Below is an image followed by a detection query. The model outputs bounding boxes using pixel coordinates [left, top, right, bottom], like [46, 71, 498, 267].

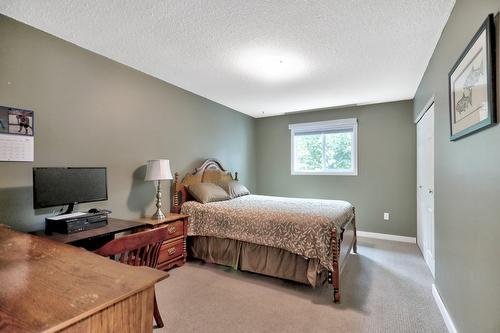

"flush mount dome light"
[236, 48, 309, 82]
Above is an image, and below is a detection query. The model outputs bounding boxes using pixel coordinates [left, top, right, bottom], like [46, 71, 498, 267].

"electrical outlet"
[384, 212, 390, 221]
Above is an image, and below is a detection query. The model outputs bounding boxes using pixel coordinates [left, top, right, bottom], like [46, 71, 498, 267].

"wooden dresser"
[0, 225, 168, 333]
[137, 213, 189, 270]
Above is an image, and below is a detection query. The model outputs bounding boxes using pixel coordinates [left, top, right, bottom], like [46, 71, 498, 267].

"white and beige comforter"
[181, 194, 354, 272]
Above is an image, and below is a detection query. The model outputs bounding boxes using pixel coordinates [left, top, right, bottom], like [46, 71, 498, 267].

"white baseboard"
[432, 284, 457, 333]
[357, 231, 416, 243]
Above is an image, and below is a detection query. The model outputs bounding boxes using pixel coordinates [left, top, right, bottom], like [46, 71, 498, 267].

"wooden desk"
[32, 218, 147, 250]
[0, 225, 168, 332]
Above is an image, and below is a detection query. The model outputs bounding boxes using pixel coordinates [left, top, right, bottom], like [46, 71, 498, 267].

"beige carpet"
[154, 237, 447, 333]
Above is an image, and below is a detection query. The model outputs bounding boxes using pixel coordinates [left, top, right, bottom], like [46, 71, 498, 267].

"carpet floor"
[154, 237, 447, 333]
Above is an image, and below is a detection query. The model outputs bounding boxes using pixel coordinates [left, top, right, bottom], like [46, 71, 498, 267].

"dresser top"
[137, 213, 189, 226]
[0, 225, 168, 332]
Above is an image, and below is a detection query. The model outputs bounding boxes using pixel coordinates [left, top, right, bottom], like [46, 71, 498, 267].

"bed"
[170, 159, 357, 303]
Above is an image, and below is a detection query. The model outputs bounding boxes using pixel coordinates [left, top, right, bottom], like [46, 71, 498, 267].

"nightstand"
[137, 213, 189, 271]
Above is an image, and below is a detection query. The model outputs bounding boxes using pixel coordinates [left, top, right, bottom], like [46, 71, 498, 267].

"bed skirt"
[187, 236, 328, 287]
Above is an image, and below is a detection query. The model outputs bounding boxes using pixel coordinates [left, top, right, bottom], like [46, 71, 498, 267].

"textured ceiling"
[0, 1, 455, 118]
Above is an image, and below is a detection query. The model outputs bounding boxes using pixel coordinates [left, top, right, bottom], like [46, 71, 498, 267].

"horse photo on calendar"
[9, 110, 34, 136]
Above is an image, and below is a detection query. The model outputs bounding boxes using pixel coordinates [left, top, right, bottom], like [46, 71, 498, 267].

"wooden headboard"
[171, 159, 238, 213]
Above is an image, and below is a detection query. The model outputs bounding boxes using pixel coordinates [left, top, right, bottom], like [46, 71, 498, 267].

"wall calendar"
[0, 106, 34, 162]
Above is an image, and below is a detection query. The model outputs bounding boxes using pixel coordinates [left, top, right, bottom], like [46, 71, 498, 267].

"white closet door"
[417, 104, 435, 277]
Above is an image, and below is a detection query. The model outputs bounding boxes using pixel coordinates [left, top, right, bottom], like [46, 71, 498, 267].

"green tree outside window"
[294, 131, 352, 171]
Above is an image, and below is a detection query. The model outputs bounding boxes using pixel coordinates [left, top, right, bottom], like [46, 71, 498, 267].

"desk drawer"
[158, 239, 183, 263]
[160, 220, 184, 240]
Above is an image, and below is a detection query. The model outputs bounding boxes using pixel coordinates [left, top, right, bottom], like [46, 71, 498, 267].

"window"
[289, 118, 358, 175]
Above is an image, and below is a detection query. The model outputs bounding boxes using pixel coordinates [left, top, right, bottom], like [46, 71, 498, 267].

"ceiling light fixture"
[235, 48, 309, 82]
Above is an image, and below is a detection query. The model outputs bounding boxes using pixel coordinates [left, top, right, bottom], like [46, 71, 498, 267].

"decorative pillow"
[187, 183, 230, 204]
[217, 180, 250, 198]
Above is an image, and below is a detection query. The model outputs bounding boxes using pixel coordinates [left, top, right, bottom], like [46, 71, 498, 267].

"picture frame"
[448, 14, 496, 141]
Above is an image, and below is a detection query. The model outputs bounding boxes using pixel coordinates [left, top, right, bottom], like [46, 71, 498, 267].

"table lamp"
[145, 159, 173, 219]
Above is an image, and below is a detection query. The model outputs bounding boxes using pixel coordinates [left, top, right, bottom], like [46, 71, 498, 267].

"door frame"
[415, 97, 435, 277]
[415, 94, 435, 123]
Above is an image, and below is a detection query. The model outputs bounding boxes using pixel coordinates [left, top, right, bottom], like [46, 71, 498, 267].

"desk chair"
[95, 227, 171, 328]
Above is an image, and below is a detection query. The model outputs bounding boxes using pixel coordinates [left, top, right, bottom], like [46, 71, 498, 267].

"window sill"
[291, 171, 358, 176]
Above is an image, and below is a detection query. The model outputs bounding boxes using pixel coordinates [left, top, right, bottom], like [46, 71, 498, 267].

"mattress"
[181, 194, 354, 272]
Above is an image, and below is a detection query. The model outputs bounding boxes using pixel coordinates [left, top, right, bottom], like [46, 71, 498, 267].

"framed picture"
[448, 14, 496, 141]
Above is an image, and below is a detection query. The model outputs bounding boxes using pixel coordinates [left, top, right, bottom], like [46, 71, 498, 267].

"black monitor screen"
[33, 167, 108, 209]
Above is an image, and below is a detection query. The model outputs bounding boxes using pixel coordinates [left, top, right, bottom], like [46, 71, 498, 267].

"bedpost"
[330, 227, 341, 303]
[171, 172, 180, 213]
[352, 208, 358, 254]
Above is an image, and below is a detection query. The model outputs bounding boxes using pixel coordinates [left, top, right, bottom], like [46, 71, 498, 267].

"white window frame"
[289, 118, 358, 176]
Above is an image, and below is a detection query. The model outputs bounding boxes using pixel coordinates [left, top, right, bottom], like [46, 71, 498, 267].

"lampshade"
[145, 159, 173, 181]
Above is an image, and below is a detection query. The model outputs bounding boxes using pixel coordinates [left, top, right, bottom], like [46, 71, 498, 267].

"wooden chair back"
[95, 227, 170, 329]
[95, 226, 170, 269]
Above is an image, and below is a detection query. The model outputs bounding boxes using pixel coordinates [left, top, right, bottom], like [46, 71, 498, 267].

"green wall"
[0, 15, 256, 232]
[256, 100, 416, 237]
[413, 1, 500, 332]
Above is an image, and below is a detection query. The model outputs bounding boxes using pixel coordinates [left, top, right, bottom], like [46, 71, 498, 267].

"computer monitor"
[33, 167, 108, 214]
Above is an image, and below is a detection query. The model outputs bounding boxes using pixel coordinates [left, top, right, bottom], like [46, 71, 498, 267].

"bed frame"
[171, 159, 357, 303]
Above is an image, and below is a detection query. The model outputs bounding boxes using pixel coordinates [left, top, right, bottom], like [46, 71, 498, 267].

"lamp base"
[151, 180, 166, 220]
[151, 208, 166, 220]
